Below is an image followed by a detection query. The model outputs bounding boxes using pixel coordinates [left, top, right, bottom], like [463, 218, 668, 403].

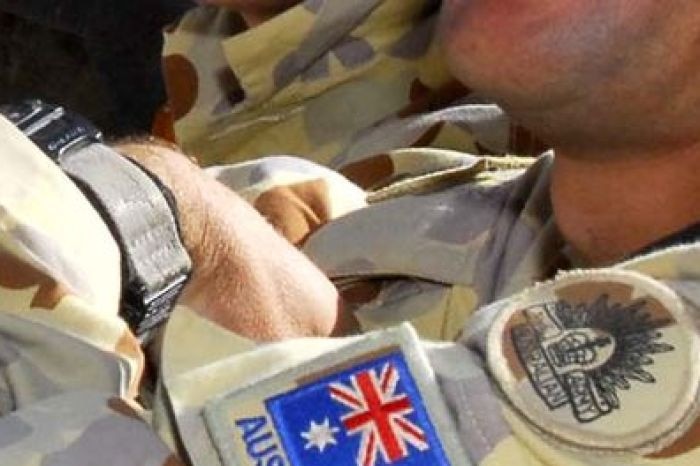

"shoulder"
[469, 265, 700, 460]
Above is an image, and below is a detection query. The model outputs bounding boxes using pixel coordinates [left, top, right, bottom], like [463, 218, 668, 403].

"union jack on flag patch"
[329, 362, 429, 465]
[265, 351, 451, 466]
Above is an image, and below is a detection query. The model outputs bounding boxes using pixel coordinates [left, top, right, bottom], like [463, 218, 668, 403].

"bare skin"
[124, 0, 700, 339]
[439, 0, 700, 265]
[551, 146, 700, 265]
[195, 0, 700, 269]
[114, 141, 340, 340]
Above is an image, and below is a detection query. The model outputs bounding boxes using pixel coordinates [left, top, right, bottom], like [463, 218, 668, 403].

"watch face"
[0, 100, 102, 159]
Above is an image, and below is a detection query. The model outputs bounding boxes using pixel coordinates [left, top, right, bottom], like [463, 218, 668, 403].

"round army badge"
[488, 269, 700, 453]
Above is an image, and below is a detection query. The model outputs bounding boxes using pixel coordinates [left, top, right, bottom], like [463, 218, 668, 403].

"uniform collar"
[628, 221, 700, 261]
[220, 0, 440, 108]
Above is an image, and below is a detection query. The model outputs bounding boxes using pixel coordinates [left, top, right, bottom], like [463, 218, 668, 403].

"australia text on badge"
[203, 325, 464, 466]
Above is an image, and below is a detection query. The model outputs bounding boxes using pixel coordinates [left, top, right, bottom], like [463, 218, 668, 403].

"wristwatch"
[0, 100, 192, 340]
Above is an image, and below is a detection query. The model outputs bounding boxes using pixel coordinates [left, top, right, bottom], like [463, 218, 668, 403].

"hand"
[113, 139, 340, 341]
[196, 0, 302, 26]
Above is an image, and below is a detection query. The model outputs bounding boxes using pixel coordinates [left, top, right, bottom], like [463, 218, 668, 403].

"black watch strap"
[61, 143, 192, 337]
[0, 100, 191, 340]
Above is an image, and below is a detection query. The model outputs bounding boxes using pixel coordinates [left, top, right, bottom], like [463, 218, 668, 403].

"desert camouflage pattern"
[161, 0, 546, 173]
[0, 117, 183, 465]
[3, 77, 700, 466]
[4, 110, 700, 464]
[193, 153, 700, 465]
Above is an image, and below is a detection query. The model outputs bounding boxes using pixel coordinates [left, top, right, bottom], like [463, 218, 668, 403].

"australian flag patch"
[204, 327, 457, 466]
[267, 351, 450, 466]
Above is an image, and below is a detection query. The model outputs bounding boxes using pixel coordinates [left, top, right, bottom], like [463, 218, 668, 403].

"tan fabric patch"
[115, 330, 145, 398]
[339, 154, 395, 190]
[162, 455, 187, 466]
[488, 269, 700, 454]
[151, 105, 178, 144]
[339, 280, 382, 306]
[254, 179, 333, 245]
[107, 397, 143, 422]
[115, 329, 142, 360]
[398, 79, 470, 119]
[647, 416, 700, 459]
[162, 455, 186, 466]
[411, 122, 445, 148]
[163, 54, 199, 121]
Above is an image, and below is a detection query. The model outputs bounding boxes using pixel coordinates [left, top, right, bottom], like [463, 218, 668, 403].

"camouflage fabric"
[0, 116, 182, 465]
[0, 0, 700, 458]
[3, 116, 700, 463]
[161, 0, 546, 174]
[190, 153, 700, 465]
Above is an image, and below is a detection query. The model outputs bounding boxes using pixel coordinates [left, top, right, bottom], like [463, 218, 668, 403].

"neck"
[551, 143, 700, 266]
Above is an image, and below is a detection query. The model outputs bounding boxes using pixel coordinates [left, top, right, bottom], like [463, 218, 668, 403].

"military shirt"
[0, 5, 695, 464]
[161, 0, 546, 173]
[3, 112, 700, 465]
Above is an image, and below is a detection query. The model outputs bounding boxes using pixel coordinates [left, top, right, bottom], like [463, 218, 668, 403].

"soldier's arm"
[0, 115, 181, 463]
[0, 114, 342, 463]
[114, 140, 341, 340]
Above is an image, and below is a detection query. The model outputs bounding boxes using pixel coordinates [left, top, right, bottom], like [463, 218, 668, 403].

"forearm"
[115, 140, 340, 340]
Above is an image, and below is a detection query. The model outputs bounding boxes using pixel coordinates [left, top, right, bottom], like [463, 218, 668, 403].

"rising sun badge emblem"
[489, 270, 700, 453]
[510, 294, 674, 423]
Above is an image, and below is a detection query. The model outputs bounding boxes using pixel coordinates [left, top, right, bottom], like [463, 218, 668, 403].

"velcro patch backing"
[204, 324, 468, 466]
[488, 269, 700, 454]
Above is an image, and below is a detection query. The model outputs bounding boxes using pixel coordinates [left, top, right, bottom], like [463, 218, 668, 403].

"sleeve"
[441, 266, 700, 465]
[208, 156, 367, 245]
[157, 269, 700, 466]
[209, 151, 547, 342]
[0, 392, 183, 466]
[0, 116, 177, 463]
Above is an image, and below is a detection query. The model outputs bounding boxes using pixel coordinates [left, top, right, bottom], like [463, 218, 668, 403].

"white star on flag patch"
[302, 418, 340, 453]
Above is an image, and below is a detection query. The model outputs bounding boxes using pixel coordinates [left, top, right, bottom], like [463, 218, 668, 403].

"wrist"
[113, 139, 207, 265]
[115, 139, 340, 340]
[1, 101, 192, 339]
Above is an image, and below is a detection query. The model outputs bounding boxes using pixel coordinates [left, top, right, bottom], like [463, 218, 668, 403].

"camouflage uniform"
[161, 0, 546, 174]
[0, 116, 182, 465]
[2, 0, 699, 463]
[3, 113, 700, 464]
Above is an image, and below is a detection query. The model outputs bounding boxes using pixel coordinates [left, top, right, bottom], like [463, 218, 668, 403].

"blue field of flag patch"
[265, 351, 451, 466]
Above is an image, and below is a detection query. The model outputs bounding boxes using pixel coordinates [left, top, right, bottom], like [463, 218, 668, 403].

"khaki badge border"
[487, 269, 700, 454]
